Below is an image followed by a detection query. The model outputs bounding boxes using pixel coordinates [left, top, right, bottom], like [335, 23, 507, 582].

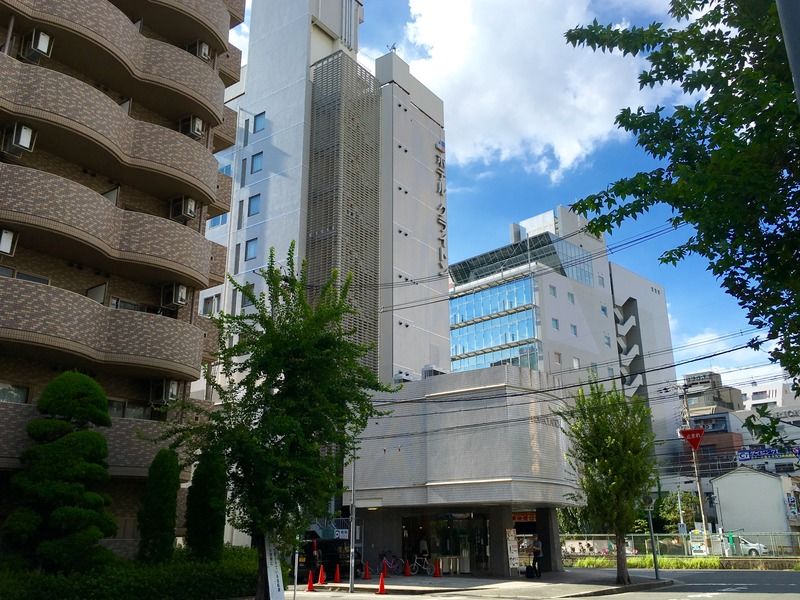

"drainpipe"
[4, 15, 14, 55]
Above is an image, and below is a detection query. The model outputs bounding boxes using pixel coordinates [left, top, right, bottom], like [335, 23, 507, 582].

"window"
[567, 292, 575, 304]
[601, 304, 608, 317]
[553, 351, 562, 365]
[607, 367, 615, 377]
[0, 265, 13, 277]
[218, 164, 232, 177]
[244, 238, 257, 261]
[551, 318, 559, 330]
[208, 213, 228, 228]
[15, 271, 48, 285]
[111, 297, 139, 311]
[572, 357, 581, 369]
[549, 284, 557, 297]
[589, 362, 598, 376]
[108, 399, 126, 418]
[0, 382, 28, 404]
[604, 334, 611, 347]
[253, 112, 266, 132]
[598, 275, 605, 288]
[241, 282, 255, 308]
[251, 152, 263, 174]
[202, 294, 221, 316]
[570, 324, 577, 336]
[247, 194, 261, 217]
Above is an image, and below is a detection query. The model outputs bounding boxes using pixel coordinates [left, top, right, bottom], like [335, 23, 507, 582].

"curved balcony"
[218, 42, 242, 87]
[1, 0, 225, 125]
[0, 278, 204, 380]
[0, 402, 186, 479]
[224, 0, 245, 27]
[212, 106, 237, 152]
[211, 171, 232, 217]
[0, 164, 218, 288]
[0, 53, 219, 206]
[112, 0, 230, 53]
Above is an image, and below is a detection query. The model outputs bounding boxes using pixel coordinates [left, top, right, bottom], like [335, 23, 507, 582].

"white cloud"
[392, 0, 677, 182]
[229, 0, 253, 64]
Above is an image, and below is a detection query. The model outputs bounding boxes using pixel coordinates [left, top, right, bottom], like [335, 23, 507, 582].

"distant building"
[448, 206, 679, 450]
[199, 0, 450, 382]
[712, 467, 800, 537]
[683, 371, 744, 412]
[742, 379, 797, 412]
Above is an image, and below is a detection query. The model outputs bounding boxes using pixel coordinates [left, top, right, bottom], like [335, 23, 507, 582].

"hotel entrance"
[401, 512, 490, 575]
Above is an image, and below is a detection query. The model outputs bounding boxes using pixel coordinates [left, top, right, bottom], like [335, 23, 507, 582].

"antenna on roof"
[387, 43, 397, 53]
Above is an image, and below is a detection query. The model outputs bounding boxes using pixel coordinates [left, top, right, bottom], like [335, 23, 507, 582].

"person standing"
[531, 535, 543, 577]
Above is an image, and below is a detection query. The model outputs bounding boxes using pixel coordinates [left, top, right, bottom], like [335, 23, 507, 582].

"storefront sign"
[512, 512, 537, 523]
[737, 446, 800, 461]
[506, 528, 519, 572]
[266, 539, 285, 600]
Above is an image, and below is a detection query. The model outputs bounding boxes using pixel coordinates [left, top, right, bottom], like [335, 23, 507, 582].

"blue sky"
[231, 0, 783, 389]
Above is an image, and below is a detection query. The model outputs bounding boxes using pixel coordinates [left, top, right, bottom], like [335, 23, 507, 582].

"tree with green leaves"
[137, 448, 180, 563]
[659, 490, 699, 533]
[566, 1, 800, 389]
[556, 382, 657, 584]
[168, 243, 389, 600]
[186, 449, 226, 561]
[1, 372, 116, 572]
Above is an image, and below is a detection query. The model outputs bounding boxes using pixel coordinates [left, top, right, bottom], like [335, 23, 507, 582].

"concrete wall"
[712, 469, 790, 532]
[377, 52, 450, 383]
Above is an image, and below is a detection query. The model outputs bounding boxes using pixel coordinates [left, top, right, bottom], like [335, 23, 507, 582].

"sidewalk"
[287, 569, 673, 598]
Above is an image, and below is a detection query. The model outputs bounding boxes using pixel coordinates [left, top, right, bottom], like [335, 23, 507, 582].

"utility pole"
[680, 384, 709, 550]
[349, 456, 357, 593]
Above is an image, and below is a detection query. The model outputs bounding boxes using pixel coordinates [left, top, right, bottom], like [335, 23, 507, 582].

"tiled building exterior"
[0, 0, 241, 556]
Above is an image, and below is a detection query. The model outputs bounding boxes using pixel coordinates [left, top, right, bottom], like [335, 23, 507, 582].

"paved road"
[611, 569, 800, 599]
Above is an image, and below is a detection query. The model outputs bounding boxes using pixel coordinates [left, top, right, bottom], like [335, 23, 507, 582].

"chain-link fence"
[560, 532, 800, 557]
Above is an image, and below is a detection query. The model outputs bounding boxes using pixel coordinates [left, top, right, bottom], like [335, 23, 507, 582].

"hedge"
[569, 555, 721, 569]
[0, 547, 259, 600]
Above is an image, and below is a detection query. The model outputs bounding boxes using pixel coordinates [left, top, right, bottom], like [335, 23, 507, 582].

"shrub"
[186, 450, 226, 561]
[0, 547, 259, 600]
[1, 372, 115, 572]
[137, 449, 180, 563]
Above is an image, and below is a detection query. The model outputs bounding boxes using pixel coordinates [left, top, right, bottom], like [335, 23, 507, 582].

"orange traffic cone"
[403, 559, 411, 576]
[376, 571, 387, 595]
[317, 564, 326, 585]
[333, 563, 341, 583]
[363, 561, 372, 580]
[307, 571, 315, 592]
[433, 559, 441, 577]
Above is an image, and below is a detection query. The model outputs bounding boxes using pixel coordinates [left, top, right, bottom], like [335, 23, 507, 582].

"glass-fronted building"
[448, 230, 595, 373]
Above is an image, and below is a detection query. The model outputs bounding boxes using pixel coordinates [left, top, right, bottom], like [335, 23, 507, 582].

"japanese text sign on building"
[679, 427, 705, 451]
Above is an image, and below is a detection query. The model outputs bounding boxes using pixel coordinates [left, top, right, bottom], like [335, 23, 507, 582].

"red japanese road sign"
[679, 428, 705, 451]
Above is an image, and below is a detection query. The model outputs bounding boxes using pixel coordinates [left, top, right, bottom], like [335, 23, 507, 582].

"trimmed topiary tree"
[1, 371, 116, 572]
[137, 448, 180, 563]
[186, 450, 227, 561]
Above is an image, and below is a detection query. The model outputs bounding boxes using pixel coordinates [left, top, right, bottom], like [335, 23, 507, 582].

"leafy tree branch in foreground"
[166, 243, 390, 600]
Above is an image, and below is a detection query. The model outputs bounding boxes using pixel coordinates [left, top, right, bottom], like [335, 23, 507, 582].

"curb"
[316, 583, 474, 595]
[558, 578, 674, 598]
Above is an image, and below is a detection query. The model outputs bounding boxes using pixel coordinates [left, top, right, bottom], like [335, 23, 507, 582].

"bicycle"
[378, 550, 404, 576]
[410, 554, 434, 576]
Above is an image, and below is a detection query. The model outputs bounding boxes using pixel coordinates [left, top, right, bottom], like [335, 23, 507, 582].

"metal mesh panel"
[307, 51, 381, 373]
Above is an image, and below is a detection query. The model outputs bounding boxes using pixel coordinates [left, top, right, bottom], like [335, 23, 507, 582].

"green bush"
[570, 555, 721, 569]
[186, 450, 226, 561]
[1, 372, 115, 572]
[138, 449, 180, 564]
[0, 547, 259, 600]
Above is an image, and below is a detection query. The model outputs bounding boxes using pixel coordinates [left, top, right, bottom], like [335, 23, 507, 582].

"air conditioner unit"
[2, 123, 37, 156]
[161, 282, 188, 308]
[19, 29, 54, 63]
[179, 115, 205, 139]
[0, 229, 18, 256]
[150, 379, 181, 404]
[169, 196, 197, 221]
[187, 40, 211, 62]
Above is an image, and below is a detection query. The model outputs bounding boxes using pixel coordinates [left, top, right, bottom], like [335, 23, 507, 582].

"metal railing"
[560, 533, 800, 557]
